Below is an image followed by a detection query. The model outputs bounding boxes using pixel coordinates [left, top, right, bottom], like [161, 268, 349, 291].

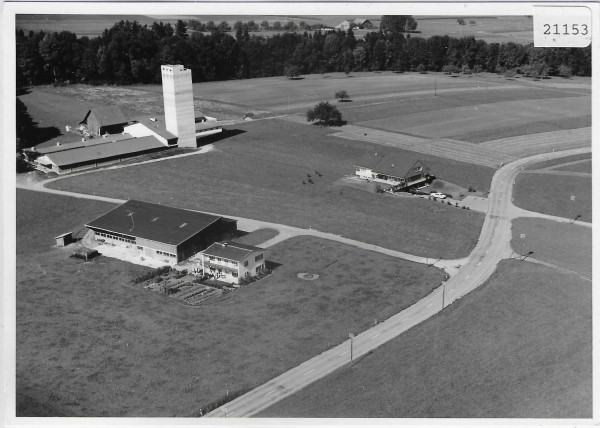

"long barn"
[86, 200, 237, 264]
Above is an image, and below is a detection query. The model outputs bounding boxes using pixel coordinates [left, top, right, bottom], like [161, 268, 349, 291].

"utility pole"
[434, 77, 437, 97]
[442, 281, 446, 308]
[520, 233, 526, 255]
[349, 333, 354, 361]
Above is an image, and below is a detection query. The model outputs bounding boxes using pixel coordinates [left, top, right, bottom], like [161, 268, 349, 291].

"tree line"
[16, 16, 591, 87]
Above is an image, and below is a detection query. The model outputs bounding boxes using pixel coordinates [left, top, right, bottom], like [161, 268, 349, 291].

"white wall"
[162, 65, 196, 148]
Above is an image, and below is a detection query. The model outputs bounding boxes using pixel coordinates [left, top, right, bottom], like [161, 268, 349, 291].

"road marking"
[448, 289, 454, 294]
[466, 275, 470, 279]
[227, 411, 235, 417]
[372, 333, 381, 339]
[426, 303, 433, 308]
[304, 369, 315, 376]
[339, 351, 349, 356]
[265, 389, 276, 397]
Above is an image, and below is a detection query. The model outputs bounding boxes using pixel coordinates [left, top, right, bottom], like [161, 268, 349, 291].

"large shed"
[86, 200, 238, 264]
[80, 106, 129, 136]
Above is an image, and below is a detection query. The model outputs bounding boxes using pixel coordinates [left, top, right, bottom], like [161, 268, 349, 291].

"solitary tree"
[284, 64, 301, 79]
[335, 90, 350, 102]
[306, 101, 344, 126]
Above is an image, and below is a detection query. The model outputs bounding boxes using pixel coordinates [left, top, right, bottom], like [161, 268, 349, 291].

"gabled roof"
[36, 134, 132, 154]
[355, 152, 430, 178]
[81, 106, 129, 127]
[44, 136, 165, 168]
[202, 242, 263, 262]
[86, 200, 226, 246]
[353, 18, 371, 25]
[127, 117, 177, 141]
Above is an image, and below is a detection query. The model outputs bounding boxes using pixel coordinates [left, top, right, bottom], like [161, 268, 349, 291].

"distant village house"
[354, 152, 434, 190]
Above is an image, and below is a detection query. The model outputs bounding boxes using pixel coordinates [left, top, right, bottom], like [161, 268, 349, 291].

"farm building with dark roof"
[80, 105, 130, 136]
[354, 152, 434, 189]
[85, 200, 238, 264]
[34, 135, 169, 174]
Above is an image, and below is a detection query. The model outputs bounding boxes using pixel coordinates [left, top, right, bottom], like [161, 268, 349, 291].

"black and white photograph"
[2, 1, 597, 424]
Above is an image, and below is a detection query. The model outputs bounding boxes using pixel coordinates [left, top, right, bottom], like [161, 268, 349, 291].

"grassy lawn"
[513, 172, 591, 222]
[511, 218, 591, 278]
[16, 189, 446, 417]
[47, 119, 487, 259]
[259, 259, 591, 418]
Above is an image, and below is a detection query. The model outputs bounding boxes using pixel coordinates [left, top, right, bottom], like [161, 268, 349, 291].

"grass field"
[32, 72, 591, 148]
[414, 16, 533, 43]
[355, 95, 590, 142]
[511, 218, 591, 278]
[524, 153, 591, 170]
[259, 259, 591, 418]
[46, 118, 488, 259]
[554, 160, 591, 173]
[513, 171, 592, 222]
[16, 189, 447, 417]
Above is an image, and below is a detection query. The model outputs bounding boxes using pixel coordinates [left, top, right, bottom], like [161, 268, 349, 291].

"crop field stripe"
[333, 126, 516, 168]
[480, 128, 591, 155]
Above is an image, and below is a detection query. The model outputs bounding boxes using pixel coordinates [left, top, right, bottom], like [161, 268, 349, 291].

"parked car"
[430, 192, 446, 199]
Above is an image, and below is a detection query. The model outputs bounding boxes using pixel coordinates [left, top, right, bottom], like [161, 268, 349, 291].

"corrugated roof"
[355, 152, 430, 178]
[45, 136, 166, 167]
[86, 200, 226, 246]
[202, 242, 263, 261]
[36, 134, 132, 154]
[82, 105, 129, 127]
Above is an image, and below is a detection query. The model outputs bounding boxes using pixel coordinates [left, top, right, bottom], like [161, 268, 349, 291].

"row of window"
[96, 232, 135, 244]
[157, 250, 176, 258]
[207, 256, 239, 266]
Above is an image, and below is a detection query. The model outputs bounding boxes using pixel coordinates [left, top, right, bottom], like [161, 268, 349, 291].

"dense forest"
[16, 15, 591, 87]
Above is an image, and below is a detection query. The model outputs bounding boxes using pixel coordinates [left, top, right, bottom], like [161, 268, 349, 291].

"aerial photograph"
[9, 8, 592, 422]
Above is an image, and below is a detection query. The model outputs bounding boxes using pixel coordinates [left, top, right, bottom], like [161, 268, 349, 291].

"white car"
[430, 192, 446, 199]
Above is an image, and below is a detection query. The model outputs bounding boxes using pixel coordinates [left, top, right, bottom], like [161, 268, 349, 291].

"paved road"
[204, 146, 591, 418]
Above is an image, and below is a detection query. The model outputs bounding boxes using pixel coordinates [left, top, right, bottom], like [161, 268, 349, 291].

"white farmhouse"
[200, 242, 265, 284]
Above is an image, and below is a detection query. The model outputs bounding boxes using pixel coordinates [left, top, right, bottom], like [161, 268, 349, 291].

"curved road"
[205, 146, 591, 418]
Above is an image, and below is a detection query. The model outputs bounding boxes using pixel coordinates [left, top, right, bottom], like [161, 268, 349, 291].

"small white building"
[200, 242, 265, 284]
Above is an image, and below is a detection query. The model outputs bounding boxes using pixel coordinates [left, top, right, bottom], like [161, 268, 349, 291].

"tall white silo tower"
[161, 64, 196, 148]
